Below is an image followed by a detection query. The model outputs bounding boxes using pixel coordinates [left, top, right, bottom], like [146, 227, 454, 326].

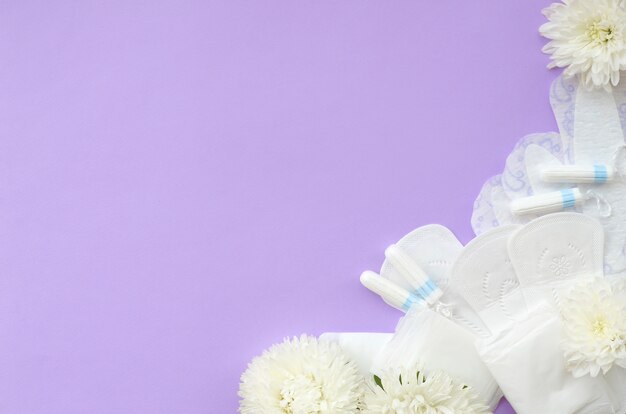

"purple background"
[0, 1, 558, 412]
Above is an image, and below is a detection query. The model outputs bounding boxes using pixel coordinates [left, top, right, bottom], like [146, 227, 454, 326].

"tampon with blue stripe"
[510, 188, 583, 216]
[540, 164, 612, 184]
[360, 270, 422, 312]
[384, 245, 443, 306]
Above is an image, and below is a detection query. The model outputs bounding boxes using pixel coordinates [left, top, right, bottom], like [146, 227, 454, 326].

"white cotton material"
[474, 213, 626, 414]
[605, 364, 626, 413]
[459, 213, 624, 413]
[507, 213, 604, 310]
[319, 332, 392, 376]
[370, 306, 502, 411]
[572, 87, 623, 165]
[573, 86, 626, 275]
[451, 225, 527, 336]
[550, 75, 578, 152]
[472, 75, 626, 275]
[603, 271, 626, 411]
[477, 306, 617, 414]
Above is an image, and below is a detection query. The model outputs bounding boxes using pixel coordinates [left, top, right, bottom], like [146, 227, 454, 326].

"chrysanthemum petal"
[540, 0, 626, 90]
[561, 278, 626, 378]
[239, 335, 364, 413]
[363, 363, 491, 414]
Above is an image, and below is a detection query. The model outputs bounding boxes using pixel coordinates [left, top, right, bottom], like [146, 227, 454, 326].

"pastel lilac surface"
[0, 1, 556, 413]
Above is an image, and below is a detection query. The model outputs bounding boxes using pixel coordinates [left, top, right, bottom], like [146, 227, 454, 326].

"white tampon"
[510, 188, 583, 216]
[384, 245, 443, 305]
[360, 270, 422, 312]
[541, 164, 613, 184]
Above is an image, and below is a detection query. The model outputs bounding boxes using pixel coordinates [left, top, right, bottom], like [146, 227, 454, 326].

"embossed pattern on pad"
[451, 225, 526, 335]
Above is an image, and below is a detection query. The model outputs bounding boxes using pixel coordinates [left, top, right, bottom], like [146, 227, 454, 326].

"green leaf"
[373, 375, 383, 390]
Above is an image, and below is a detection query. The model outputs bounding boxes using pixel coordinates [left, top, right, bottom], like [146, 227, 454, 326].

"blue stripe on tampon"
[414, 286, 428, 297]
[419, 280, 435, 296]
[560, 189, 576, 209]
[401, 293, 421, 311]
[594, 164, 608, 184]
[412, 279, 439, 300]
[412, 284, 429, 299]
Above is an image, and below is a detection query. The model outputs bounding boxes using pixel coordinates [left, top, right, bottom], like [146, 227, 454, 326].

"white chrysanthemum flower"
[363, 364, 491, 414]
[561, 278, 626, 377]
[540, 0, 626, 90]
[239, 335, 364, 414]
